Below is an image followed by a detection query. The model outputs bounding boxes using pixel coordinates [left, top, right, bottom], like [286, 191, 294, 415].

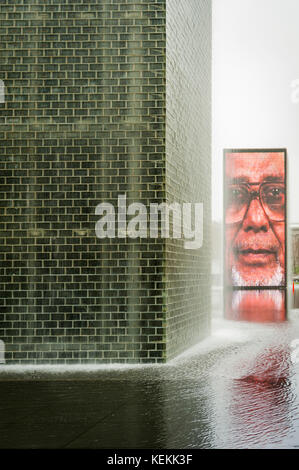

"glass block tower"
[0, 0, 212, 364]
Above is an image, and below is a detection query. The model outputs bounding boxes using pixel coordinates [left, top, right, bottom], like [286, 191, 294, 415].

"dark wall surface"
[0, 0, 211, 364]
[166, 0, 212, 359]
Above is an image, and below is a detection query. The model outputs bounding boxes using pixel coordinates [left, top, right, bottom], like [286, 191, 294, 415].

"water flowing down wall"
[0, 0, 211, 364]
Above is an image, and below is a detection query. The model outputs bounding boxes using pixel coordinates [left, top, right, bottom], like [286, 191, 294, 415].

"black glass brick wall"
[0, 0, 211, 364]
[165, 0, 212, 359]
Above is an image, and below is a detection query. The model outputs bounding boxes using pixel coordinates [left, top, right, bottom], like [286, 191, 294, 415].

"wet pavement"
[1, 291, 299, 448]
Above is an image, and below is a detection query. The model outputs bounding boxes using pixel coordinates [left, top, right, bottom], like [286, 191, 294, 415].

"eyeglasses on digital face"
[226, 182, 285, 224]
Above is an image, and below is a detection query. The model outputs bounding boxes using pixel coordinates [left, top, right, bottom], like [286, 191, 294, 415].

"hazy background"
[212, 0, 299, 225]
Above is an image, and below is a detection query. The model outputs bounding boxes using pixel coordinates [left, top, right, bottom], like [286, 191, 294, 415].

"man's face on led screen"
[225, 151, 286, 287]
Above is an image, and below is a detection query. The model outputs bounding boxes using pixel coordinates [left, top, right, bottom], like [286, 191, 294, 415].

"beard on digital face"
[228, 229, 285, 287]
[231, 262, 284, 287]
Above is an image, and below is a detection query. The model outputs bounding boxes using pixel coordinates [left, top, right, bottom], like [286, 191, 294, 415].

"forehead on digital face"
[226, 152, 285, 183]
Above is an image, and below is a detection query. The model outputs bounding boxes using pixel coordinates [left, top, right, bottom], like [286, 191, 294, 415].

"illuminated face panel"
[225, 150, 286, 287]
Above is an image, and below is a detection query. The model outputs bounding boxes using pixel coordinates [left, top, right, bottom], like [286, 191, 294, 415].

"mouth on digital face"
[234, 248, 278, 266]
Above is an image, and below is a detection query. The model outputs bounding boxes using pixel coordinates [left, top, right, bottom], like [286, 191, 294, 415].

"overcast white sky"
[212, 0, 299, 224]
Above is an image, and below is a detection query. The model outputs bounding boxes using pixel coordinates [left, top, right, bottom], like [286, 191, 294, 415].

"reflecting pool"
[1, 291, 299, 448]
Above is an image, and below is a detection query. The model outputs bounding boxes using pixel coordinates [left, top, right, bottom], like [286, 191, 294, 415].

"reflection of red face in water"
[226, 152, 285, 287]
[226, 290, 286, 322]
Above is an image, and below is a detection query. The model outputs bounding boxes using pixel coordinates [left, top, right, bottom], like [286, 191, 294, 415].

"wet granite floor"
[1, 302, 299, 449]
